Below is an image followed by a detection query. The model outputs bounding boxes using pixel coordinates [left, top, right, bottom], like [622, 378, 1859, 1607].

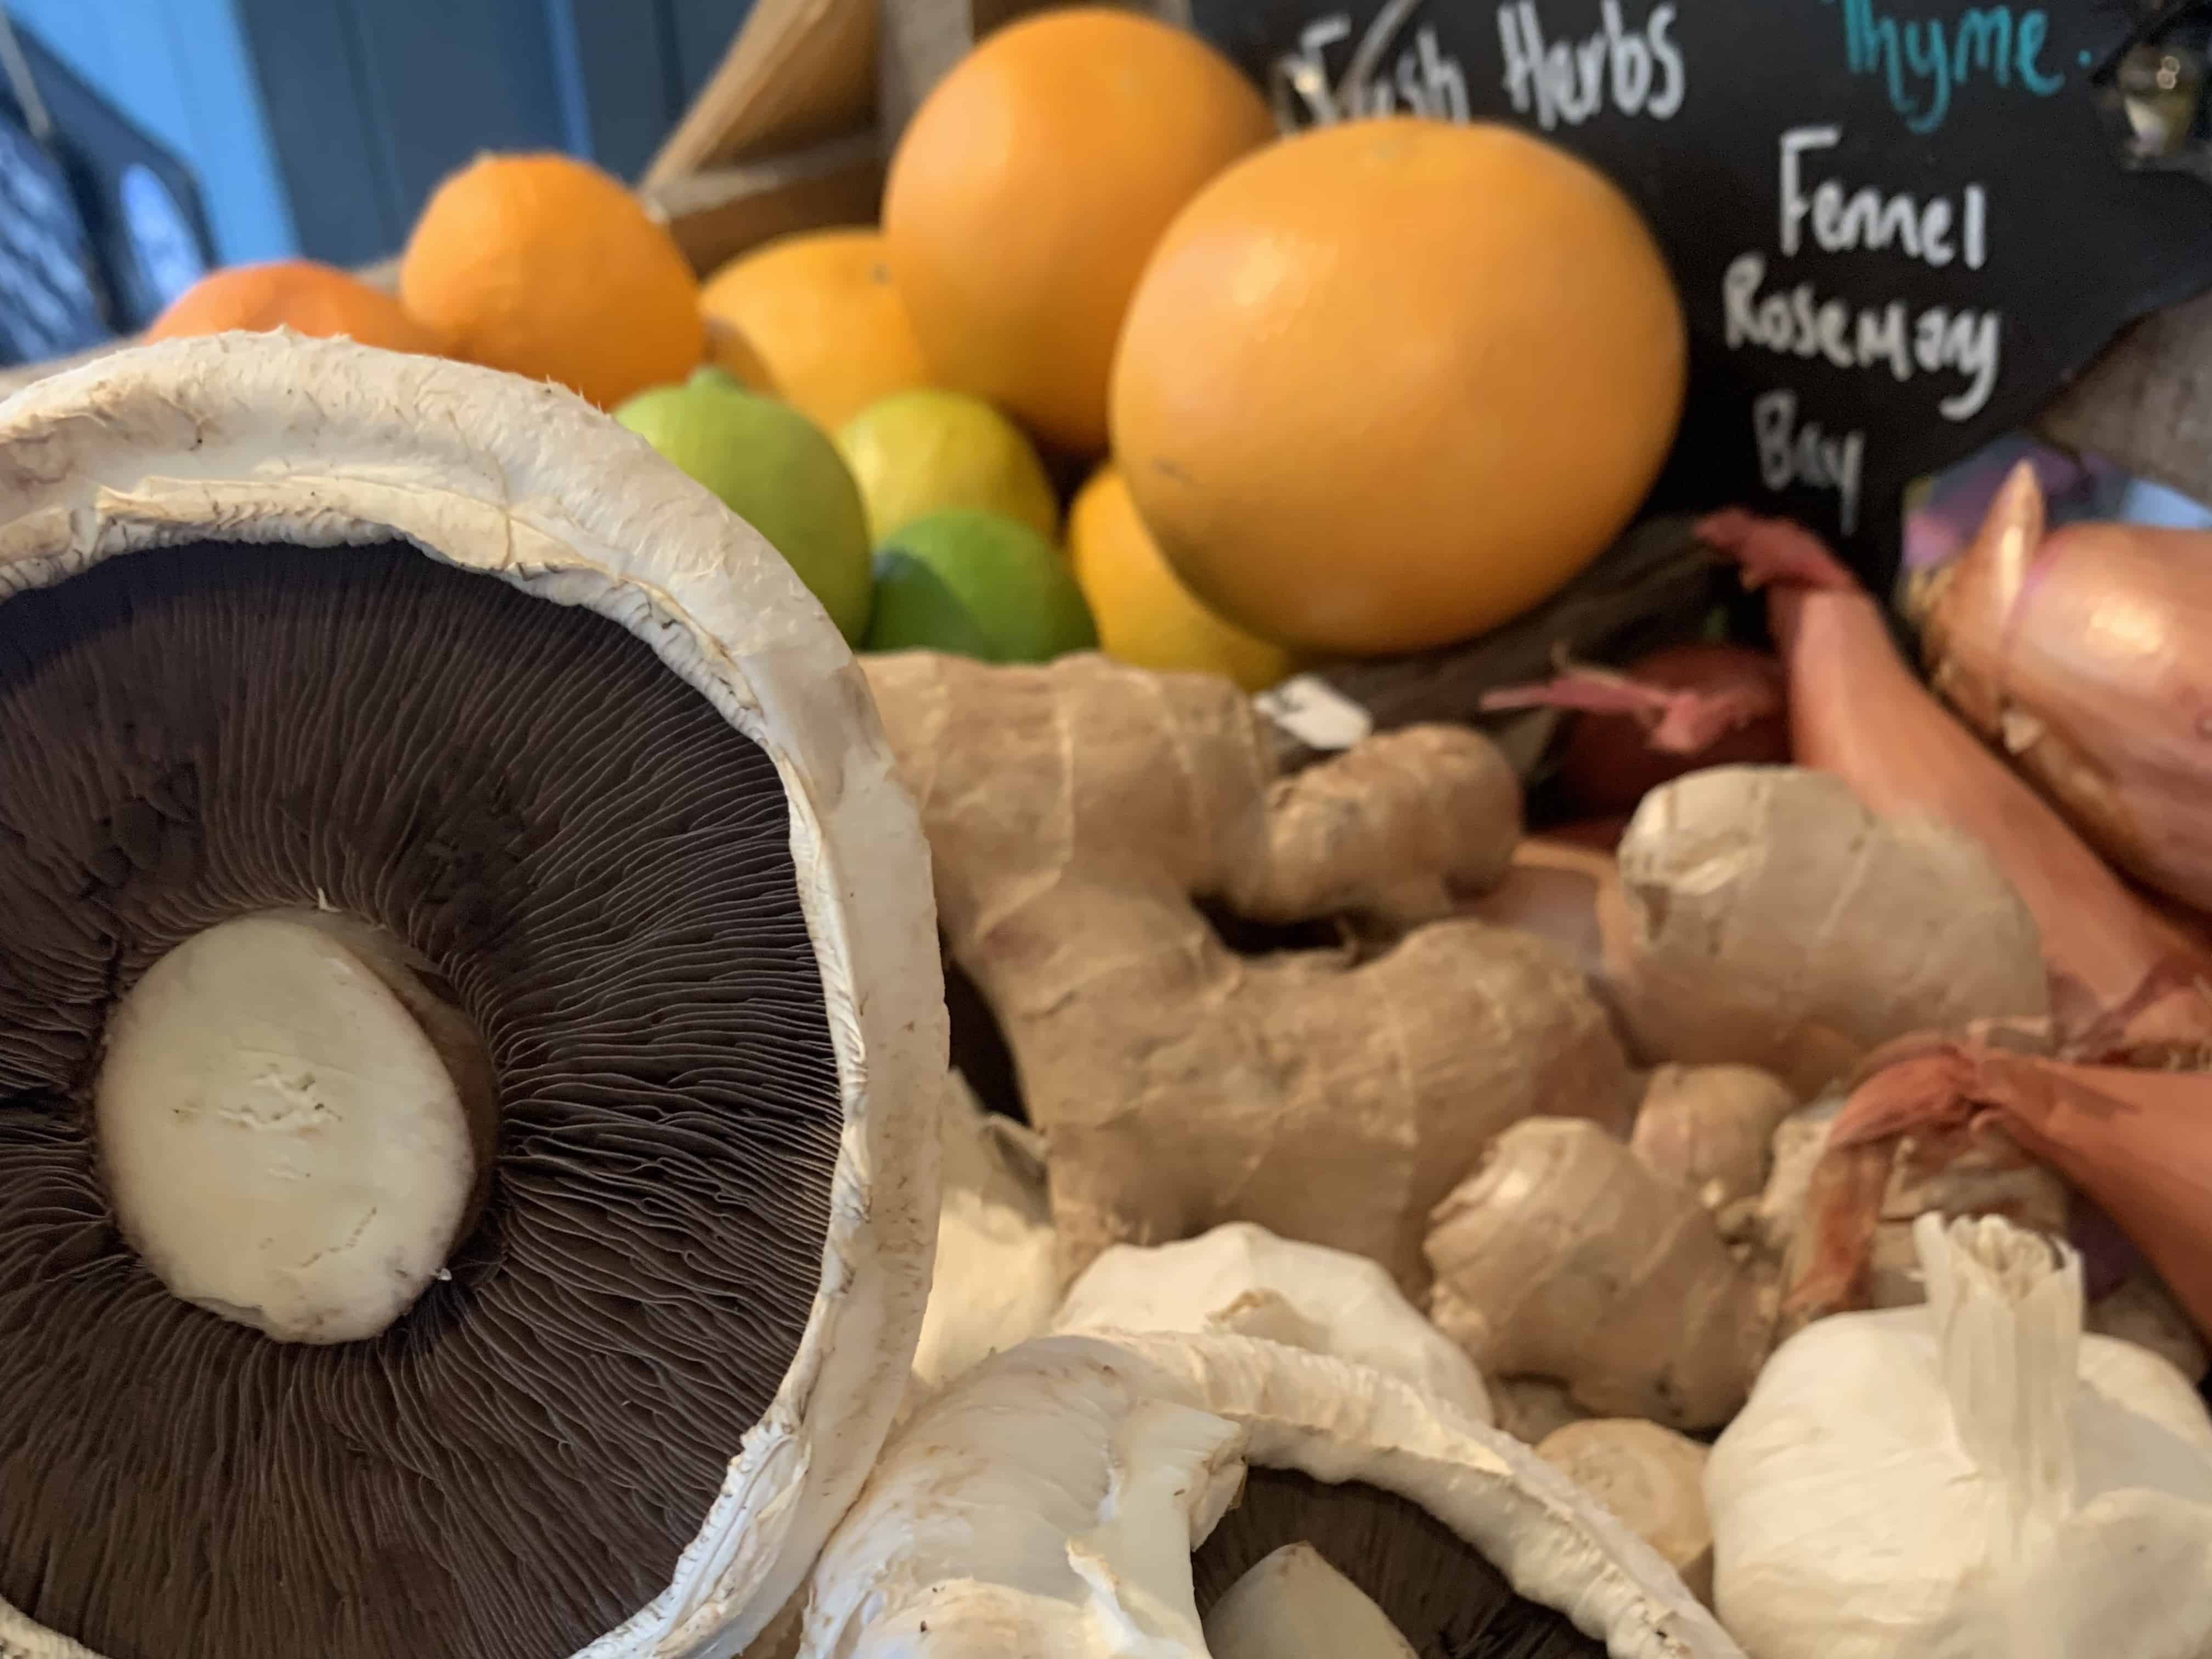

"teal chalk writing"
[1823, 0, 2065, 133]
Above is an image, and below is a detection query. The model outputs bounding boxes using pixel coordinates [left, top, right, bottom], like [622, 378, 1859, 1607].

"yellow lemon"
[837, 388, 1060, 545]
[1068, 465, 1293, 692]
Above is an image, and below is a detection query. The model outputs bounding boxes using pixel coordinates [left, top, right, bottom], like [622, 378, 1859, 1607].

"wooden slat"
[640, 0, 876, 189]
[642, 129, 883, 275]
[2038, 286, 2212, 510]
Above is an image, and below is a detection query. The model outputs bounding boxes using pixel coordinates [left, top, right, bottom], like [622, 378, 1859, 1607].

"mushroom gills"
[1190, 1468, 1609, 1659]
[1204, 1543, 1419, 1659]
[0, 539, 849, 1659]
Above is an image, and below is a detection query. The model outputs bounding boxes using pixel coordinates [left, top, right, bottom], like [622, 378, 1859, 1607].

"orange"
[1111, 118, 1687, 657]
[145, 260, 444, 354]
[698, 228, 929, 433]
[882, 8, 1273, 454]
[702, 315, 774, 391]
[1068, 465, 1293, 691]
[399, 153, 703, 409]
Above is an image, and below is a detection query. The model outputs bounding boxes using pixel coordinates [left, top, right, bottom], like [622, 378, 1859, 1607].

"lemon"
[866, 509, 1096, 663]
[837, 389, 1060, 545]
[1068, 465, 1293, 691]
[617, 368, 873, 643]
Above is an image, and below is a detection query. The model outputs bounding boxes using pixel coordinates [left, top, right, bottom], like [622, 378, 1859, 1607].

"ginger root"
[1487, 1375, 1592, 1444]
[1457, 836, 1636, 1031]
[1425, 1118, 1767, 1428]
[862, 651, 1633, 1293]
[1537, 1419, 1714, 1605]
[1630, 1063, 1798, 1211]
[1612, 766, 2051, 1095]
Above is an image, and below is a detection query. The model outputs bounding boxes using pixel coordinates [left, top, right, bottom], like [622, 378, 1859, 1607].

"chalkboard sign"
[1186, 0, 2212, 590]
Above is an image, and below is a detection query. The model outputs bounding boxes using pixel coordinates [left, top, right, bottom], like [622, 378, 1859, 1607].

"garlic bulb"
[910, 1071, 1059, 1400]
[2090, 1270, 2209, 1385]
[801, 1331, 1742, 1658]
[1707, 1213, 2212, 1659]
[1053, 1221, 1492, 1426]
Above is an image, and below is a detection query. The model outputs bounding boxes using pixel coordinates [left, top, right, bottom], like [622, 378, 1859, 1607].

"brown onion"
[1699, 510, 2212, 1057]
[1922, 461, 2212, 913]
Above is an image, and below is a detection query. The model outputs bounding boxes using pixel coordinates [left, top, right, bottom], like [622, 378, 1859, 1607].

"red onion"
[1484, 645, 1788, 817]
[1922, 460, 2212, 913]
[1698, 509, 2212, 1057]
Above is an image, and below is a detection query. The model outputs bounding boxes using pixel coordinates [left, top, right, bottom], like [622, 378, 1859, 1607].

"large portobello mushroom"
[0, 334, 945, 1659]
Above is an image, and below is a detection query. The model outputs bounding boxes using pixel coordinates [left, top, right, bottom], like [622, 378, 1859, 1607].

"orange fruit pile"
[882, 8, 1273, 454]
[1111, 119, 1686, 657]
[400, 153, 704, 410]
[145, 260, 443, 355]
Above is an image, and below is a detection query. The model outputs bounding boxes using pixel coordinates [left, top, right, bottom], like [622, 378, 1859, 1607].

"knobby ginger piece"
[1538, 1420, 1713, 1605]
[1487, 1375, 1592, 1444]
[1630, 1064, 1797, 1210]
[1425, 1118, 1767, 1429]
[1613, 765, 2049, 1096]
[865, 651, 1633, 1293]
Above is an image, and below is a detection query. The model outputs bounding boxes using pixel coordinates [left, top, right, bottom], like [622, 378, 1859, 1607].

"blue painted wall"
[7, 0, 753, 269]
[10, 0, 297, 263]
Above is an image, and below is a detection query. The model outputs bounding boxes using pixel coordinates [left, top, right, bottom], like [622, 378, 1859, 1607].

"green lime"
[864, 509, 1097, 663]
[617, 366, 873, 643]
[837, 388, 1060, 545]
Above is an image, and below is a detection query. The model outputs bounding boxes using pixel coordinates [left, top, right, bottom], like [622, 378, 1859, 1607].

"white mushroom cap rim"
[0, 538, 855, 1659]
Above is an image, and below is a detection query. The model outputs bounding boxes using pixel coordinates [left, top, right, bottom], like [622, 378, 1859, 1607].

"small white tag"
[1255, 673, 1374, 752]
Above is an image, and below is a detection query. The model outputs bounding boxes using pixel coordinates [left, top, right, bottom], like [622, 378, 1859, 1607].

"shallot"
[1697, 508, 2212, 1056]
[1482, 643, 1788, 817]
[1818, 1040, 2212, 1343]
[1921, 460, 2212, 912]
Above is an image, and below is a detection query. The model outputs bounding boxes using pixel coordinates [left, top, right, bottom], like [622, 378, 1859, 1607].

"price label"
[1256, 672, 1378, 749]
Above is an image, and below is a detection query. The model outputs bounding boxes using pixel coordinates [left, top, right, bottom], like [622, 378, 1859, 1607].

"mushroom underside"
[0, 540, 848, 1659]
[1192, 1468, 1609, 1659]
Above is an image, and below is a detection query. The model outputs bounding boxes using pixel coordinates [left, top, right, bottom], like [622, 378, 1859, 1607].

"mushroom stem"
[96, 910, 496, 1344]
[1204, 1543, 1419, 1659]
